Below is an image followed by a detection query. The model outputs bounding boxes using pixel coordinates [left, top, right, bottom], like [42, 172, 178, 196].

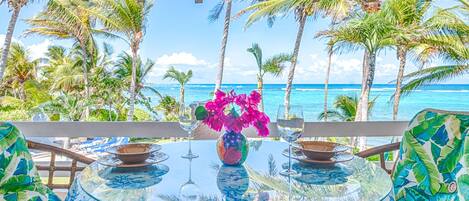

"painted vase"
[216, 131, 248, 166]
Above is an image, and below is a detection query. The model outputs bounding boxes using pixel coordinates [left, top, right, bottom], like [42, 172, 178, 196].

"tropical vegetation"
[0, 0, 33, 80]
[318, 95, 376, 122]
[163, 67, 192, 108]
[247, 43, 291, 111]
[239, 0, 354, 109]
[398, 0, 469, 97]
[0, 0, 467, 135]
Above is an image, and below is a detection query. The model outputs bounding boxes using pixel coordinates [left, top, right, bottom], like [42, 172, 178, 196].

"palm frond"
[208, 1, 225, 22]
[247, 43, 263, 71]
[262, 53, 291, 77]
[400, 64, 469, 96]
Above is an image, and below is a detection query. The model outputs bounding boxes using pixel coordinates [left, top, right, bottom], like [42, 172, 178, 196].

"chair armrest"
[356, 142, 400, 174]
[27, 140, 95, 189]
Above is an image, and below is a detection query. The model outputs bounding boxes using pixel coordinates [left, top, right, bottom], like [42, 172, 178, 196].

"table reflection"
[179, 158, 200, 200]
[98, 165, 169, 189]
[216, 165, 250, 200]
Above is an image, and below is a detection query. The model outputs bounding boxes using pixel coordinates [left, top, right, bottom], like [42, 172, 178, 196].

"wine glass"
[277, 105, 304, 177]
[179, 158, 200, 200]
[179, 102, 202, 159]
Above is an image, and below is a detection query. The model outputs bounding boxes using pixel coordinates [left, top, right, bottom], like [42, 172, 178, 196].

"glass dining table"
[66, 140, 393, 201]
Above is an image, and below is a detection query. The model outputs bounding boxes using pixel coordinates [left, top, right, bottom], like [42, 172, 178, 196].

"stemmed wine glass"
[179, 102, 202, 159]
[277, 105, 304, 177]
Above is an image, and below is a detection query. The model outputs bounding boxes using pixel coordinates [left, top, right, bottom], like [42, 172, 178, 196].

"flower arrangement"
[195, 90, 270, 136]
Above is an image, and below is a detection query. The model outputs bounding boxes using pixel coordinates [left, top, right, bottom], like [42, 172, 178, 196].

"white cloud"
[0, 34, 22, 47]
[0, 35, 51, 60]
[155, 52, 208, 66]
[28, 40, 52, 60]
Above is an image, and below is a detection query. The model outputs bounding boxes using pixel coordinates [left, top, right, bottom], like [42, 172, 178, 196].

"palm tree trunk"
[360, 51, 376, 121]
[80, 45, 90, 120]
[214, 0, 232, 95]
[323, 48, 333, 122]
[180, 86, 185, 108]
[257, 75, 264, 112]
[108, 102, 113, 121]
[393, 47, 406, 120]
[19, 82, 26, 100]
[354, 50, 376, 150]
[0, 8, 21, 80]
[284, 10, 307, 109]
[127, 43, 139, 121]
[355, 49, 369, 121]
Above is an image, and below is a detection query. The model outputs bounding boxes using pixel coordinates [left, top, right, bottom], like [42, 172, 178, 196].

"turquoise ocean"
[146, 84, 469, 146]
[148, 84, 469, 121]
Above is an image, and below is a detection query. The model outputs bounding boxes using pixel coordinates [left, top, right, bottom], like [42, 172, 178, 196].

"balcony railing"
[13, 121, 409, 138]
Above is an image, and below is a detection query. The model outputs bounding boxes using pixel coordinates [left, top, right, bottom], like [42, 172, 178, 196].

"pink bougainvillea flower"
[201, 90, 270, 137]
[215, 90, 226, 100]
[234, 94, 248, 108]
[248, 91, 261, 106]
[204, 113, 223, 131]
[224, 115, 244, 133]
[224, 147, 241, 165]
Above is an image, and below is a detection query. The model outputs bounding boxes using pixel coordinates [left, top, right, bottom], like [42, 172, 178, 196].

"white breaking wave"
[340, 89, 360, 91]
[296, 88, 322, 91]
[371, 88, 395, 91]
[427, 90, 469, 93]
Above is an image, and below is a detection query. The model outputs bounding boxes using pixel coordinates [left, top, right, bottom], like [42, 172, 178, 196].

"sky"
[0, 0, 467, 85]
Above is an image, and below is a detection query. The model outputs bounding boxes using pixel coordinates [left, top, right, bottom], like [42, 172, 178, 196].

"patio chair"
[0, 122, 94, 201]
[357, 109, 469, 200]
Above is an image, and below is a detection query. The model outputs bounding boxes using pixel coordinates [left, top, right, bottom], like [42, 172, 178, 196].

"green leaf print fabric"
[392, 109, 469, 201]
[0, 122, 60, 201]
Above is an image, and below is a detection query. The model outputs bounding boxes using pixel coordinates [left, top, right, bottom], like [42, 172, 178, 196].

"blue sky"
[1, 0, 466, 84]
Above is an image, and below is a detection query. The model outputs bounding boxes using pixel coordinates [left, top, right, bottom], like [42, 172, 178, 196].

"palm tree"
[26, 0, 97, 119]
[208, 0, 233, 94]
[389, 0, 469, 116]
[322, 44, 333, 121]
[1, 43, 39, 100]
[318, 95, 376, 122]
[89, 0, 153, 121]
[318, 12, 393, 122]
[45, 46, 85, 95]
[163, 67, 193, 108]
[156, 95, 179, 122]
[318, 12, 393, 149]
[114, 52, 162, 118]
[380, 0, 458, 120]
[247, 43, 291, 111]
[239, 0, 353, 109]
[0, 0, 33, 81]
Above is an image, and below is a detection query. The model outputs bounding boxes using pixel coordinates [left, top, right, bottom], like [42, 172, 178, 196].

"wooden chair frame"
[356, 142, 400, 174]
[27, 140, 95, 189]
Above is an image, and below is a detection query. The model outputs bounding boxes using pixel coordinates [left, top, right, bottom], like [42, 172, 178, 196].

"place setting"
[277, 104, 354, 183]
[94, 143, 170, 189]
[284, 141, 354, 165]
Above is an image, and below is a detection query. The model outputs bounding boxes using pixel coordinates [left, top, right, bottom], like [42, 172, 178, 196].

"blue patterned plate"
[97, 152, 169, 168]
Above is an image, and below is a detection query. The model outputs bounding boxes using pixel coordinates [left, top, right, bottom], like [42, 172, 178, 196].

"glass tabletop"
[76, 140, 392, 201]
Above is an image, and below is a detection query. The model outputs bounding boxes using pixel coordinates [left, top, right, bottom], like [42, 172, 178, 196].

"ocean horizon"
[145, 84, 469, 121]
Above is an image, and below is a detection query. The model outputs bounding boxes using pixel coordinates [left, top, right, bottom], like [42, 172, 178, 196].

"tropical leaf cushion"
[0, 122, 60, 201]
[392, 109, 469, 200]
